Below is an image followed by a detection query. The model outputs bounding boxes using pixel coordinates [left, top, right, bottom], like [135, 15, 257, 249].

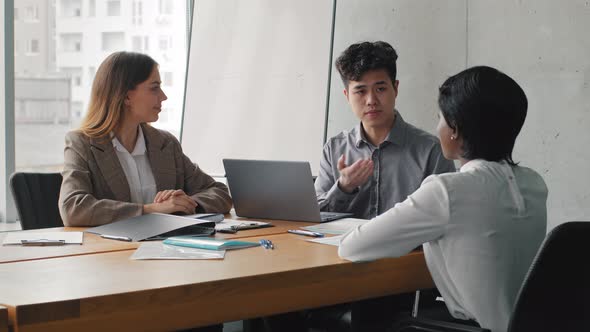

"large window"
[14, 0, 190, 172]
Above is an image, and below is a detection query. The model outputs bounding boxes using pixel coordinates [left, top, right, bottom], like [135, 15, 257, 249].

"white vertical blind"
[181, 0, 333, 176]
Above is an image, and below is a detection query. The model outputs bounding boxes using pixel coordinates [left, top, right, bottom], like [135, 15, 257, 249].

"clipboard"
[85, 213, 216, 242]
[2, 232, 84, 246]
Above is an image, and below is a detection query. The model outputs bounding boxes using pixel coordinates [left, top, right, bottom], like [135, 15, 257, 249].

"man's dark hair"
[438, 66, 528, 165]
[335, 41, 398, 87]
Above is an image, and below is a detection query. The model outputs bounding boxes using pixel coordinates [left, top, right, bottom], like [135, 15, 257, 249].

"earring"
[450, 135, 456, 140]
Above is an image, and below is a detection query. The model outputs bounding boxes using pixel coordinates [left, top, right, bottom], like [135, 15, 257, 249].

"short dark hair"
[335, 41, 398, 87]
[438, 66, 528, 165]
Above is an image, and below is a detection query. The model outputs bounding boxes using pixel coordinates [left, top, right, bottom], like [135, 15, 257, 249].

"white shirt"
[112, 127, 157, 204]
[338, 160, 548, 332]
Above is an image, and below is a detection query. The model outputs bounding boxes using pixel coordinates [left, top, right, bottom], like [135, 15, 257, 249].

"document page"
[130, 242, 226, 260]
[307, 235, 344, 247]
[302, 218, 369, 235]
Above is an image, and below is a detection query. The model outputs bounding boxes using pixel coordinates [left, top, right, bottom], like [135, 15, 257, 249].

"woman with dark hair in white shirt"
[339, 66, 548, 332]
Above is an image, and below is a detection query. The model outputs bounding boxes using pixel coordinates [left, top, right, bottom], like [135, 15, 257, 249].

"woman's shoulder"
[141, 124, 183, 157]
[142, 124, 178, 143]
[512, 165, 548, 192]
[65, 129, 91, 146]
[422, 170, 473, 195]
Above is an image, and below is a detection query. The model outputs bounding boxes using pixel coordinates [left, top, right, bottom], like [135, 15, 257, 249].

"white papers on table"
[302, 218, 369, 235]
[2, 231, 84, 245]
[130, 242, 226, 260]
[307, 235, 344, 247]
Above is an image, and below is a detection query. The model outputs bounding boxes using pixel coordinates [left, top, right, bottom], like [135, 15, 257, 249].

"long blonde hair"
[79, 51, 157, 138]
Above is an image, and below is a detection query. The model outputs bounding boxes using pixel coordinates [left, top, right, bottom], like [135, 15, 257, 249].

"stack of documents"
[163, 236, 260, 250]
[302, 218, 369, 235]
[86, 213, 216, 241]
[2, 232, 84, 246]
[131, 242, 226, 260]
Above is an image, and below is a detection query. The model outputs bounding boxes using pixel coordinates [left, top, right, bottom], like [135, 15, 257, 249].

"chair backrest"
[508, 221, 590, 332]
[9, 172, 64, 230]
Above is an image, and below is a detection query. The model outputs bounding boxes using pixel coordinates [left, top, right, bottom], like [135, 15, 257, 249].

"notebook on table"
[223, 159, 353, 223]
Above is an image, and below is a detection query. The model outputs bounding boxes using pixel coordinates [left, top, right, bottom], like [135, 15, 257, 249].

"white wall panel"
[182, 0, 333, 175]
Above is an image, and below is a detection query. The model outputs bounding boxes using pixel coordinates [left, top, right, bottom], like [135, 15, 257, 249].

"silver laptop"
[223, 159, 353, 222]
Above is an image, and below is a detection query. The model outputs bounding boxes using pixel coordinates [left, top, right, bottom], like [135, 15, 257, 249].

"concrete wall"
[327, 0, 590, 230]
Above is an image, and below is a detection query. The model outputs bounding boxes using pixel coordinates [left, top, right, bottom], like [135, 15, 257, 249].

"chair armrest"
[391, 317, 491, 332]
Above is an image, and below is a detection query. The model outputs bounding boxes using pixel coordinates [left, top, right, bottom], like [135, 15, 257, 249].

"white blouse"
[112, 127, 157, 204]
[338, 159, 548, 332]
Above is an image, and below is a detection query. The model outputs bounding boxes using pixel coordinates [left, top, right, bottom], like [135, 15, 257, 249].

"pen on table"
[287, 229, 324, 238]
[259, 239, 274, 250]
[100, 234, 133, 242]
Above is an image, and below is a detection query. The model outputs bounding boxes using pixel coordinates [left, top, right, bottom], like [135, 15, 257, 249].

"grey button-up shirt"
[315, 111, 456, 219]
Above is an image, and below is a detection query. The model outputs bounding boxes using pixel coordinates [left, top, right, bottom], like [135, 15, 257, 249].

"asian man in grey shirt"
[315, 41, 455, 220]
[263, 41, 456, 332]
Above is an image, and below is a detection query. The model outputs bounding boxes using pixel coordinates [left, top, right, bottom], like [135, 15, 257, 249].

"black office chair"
[391, 221, 590, 332]
[9, 172, 64, 230]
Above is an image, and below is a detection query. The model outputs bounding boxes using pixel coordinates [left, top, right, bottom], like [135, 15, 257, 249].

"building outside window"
[88, 0, 95, 17]
[163, 71, 173, 86]
[101, 32, 125, 52]
[107, 0, 121, 16]
[132, 0, 143, 25]
[26, 39, 40, 54]
[59, 0, 81, 18]
[24, 5, 40, 21]
[158, 35, 172, 51]
[132, 35, 142, 51]
[87, 66, 96, 85]
[159, 0, 173, 15]
[13, 0, 189, 172]
[59, 33, 83, 52]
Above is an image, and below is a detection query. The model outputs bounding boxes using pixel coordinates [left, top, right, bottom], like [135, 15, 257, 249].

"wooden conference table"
[0, 216, 433, 332]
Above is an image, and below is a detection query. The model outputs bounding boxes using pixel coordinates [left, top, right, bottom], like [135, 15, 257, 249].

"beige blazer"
[59, 124, 232, 226]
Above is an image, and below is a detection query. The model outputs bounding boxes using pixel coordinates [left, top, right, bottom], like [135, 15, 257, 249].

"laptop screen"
[223, 159, 323, 222]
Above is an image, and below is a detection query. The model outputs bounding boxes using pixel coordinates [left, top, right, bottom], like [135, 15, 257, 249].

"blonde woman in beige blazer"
[59, 52, 232, 227]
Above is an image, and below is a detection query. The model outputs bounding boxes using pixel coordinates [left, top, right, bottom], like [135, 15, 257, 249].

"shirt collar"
[111, 126, 147, 156]
[354, 109, 407, 148]
[460, 159, 508, 172]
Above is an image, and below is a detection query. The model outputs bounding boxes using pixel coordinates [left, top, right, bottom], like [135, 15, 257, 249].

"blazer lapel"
[143, 124, 177, 191]
[89, 136, 132, 202]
